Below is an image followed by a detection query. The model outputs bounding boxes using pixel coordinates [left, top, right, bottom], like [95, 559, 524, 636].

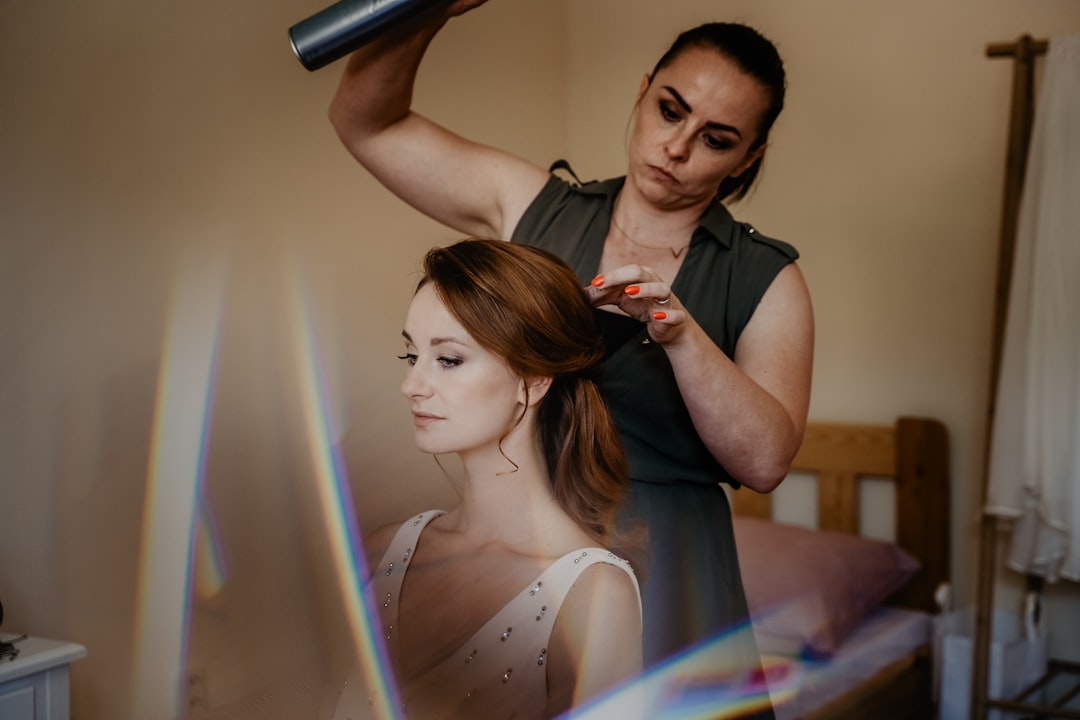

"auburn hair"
[417, 239, 629, 545]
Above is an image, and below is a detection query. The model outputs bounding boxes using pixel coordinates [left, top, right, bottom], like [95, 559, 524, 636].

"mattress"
[768, 606, 932, 720]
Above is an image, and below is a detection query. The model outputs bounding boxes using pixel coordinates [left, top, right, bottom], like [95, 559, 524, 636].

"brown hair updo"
[417, 239, 628, 545]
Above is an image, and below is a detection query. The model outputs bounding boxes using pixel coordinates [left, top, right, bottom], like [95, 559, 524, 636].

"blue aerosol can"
[290, 0, 449, 71]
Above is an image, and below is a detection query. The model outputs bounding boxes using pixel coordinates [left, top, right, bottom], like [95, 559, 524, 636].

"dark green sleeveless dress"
[511, 173, 798, 681]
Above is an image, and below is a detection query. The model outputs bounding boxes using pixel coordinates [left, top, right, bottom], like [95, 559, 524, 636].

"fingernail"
[626, 285, 640, 296]
[653, 311, 667, 320]
[591, 275, 605, 287]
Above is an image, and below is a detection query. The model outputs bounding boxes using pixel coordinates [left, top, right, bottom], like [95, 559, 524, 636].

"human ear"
[635, 73, 651, 103]
[520, 375, 554, 407]
[731, 143, 767, 178]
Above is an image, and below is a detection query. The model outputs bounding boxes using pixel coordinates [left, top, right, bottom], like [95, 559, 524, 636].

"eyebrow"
[663, 86, 744, 139]
[401, 330, 470, 347]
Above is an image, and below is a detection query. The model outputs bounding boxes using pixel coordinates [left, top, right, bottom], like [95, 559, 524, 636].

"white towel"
[985, 34, 1080, 583]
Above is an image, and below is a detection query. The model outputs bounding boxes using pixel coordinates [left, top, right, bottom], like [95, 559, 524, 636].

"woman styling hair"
[327, 3, 813, 713]
[332, 239, 641, 720]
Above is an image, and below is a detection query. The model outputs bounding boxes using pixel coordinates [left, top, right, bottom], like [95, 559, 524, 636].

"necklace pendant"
[611, 215, 691, 259]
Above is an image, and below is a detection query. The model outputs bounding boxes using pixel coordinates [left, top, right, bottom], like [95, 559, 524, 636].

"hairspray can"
[289, 0, 449, 72]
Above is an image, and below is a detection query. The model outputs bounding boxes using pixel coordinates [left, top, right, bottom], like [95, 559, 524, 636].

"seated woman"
[332, 239, 643, 720]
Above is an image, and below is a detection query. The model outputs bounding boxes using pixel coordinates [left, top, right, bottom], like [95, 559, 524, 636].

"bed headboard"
[731, 417, 950, 613]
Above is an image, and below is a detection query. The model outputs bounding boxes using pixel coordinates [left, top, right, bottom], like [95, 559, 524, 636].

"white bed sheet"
[767, 605, 932, 720]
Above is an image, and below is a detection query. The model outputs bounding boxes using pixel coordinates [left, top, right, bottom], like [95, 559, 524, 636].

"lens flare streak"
[289, 263, 401, 720]
[132, 249, 227, 720]
[563, 622, 790, 720]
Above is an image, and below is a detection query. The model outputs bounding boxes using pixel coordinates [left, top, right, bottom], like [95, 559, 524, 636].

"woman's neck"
[446, 446, 574, 554]
[615, 178, 708, 242]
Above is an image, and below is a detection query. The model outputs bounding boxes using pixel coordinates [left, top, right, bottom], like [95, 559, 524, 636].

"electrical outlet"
[187, 669, 208, 710]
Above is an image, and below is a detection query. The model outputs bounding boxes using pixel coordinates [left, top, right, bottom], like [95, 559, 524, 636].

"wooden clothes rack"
[972, 34, 1080, 720]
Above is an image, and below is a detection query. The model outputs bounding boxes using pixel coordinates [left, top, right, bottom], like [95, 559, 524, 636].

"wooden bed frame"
[732, 416, 951, 720]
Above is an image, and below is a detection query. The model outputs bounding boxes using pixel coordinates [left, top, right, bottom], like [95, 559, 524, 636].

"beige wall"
[0, 1, 564, 717]
[1, 0, 1078, 718]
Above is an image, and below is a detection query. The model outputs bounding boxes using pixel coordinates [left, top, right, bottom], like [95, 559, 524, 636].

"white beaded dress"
[331, 511, 640, 720]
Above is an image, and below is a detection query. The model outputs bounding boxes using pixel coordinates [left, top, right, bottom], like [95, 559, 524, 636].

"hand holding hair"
[586, 267, 686, 344]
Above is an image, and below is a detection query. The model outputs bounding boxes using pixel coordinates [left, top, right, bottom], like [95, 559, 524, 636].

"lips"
[647, 164, 679, 184]
[411, 411, 443, 428]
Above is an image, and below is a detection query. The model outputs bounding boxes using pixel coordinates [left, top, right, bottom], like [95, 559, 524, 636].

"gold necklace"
[610, 215, 692, 259]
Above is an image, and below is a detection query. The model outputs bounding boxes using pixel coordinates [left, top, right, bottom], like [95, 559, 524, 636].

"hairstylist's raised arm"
[328, 0, 549, 240]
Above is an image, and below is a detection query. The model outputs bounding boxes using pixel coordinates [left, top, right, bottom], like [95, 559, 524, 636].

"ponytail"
[538, 376, 627, 543]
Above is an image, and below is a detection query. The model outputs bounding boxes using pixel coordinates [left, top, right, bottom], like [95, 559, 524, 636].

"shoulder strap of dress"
[541, 549, 643, 624]
[739, 221, 799, 261]
[548, 159, 584, 186]
[368, 510, 447, 649]
[377, 510, 446, 574]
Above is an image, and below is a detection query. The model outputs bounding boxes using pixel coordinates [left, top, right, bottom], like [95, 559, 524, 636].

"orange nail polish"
[591, 275, 605, 287]
[653, 311, 667, 320]
[626, 285, 640, 296]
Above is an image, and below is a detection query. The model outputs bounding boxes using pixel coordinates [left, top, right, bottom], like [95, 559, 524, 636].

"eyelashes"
[659, 100, 681, 122]
[658, 100, 735, 151]
[397, 353, 463, 369]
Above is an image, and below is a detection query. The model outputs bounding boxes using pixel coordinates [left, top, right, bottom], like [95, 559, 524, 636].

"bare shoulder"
[754, 262, 813, 325]
[362, 521, 405, 575]
[736, 263, 814, 417]
[563, 559, 641, 619]
[544, 560, 643, 715]
[738, 263, 814, 375]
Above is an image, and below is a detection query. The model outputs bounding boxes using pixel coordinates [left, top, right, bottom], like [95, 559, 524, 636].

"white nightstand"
[0, 635, 87, 720]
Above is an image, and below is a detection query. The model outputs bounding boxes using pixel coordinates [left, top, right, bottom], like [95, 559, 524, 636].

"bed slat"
[818, 469, 859, 534]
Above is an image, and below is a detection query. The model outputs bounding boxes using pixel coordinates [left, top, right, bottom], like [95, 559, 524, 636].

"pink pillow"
[733, 515, 920, 658]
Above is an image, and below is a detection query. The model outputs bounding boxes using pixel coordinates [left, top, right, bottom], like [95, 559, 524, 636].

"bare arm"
[588, 263, 814, 492]
[328, 0, 549, 240]
[667, 264, 814, 491]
